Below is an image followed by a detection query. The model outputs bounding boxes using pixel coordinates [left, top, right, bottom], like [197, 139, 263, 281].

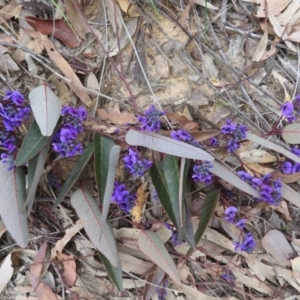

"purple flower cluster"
[52, 106, 87, 157]
[111, 182, 136, 213]
[281, 95, 300, 122]
[224, 205, 256, 253]
[224, 206, 247, 229]
[234, 232, 256, 253]
[237, 171, 282, 206]
[221, 270, 236, 287]
[156, 278, 169, 300]
[170, 129, 202, 148]
[137, 105, 164, 132]
[192, 161, 214, 185]
[164, 223, 182, 246]
[281, 147, 300, 174]
[220, 119, 247, 152]
[0, 90, 30, 171]
[123, 148, 152, 177]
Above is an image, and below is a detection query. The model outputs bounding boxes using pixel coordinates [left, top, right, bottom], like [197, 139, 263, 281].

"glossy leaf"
[54, 144, 93, 206]
[210, 161, 260, 198]
[247, 132, 300, 164]
[15, 121, 50, 166]
[194, 190, 220, 246]
[125, 129, 214, 161]
[29, 85, 62, 136]
[138, 230, 181, 286]
[150, 156, 183, 240]
[282, 123, 300, 144]
[99, 247, 123, 290]
[94, 134, 120, 221]
[24, 142, 51, 213]
[0, 164, 28, 247]
[70, 189, 119, 267]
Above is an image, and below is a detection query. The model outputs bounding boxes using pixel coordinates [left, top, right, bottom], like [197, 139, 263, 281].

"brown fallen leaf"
[57, 252, 76, 287]
[0, 2, 22, 25]
[165, 111, 198, 131]
[271, 170, 300, 183]
[191, 130, 220, 142]
[26, 30, 92, 107]
[30, 243, 47, 290]
[132, 183, 148, 224]
[25, 16, 81, 48]
[97, 108, 137, 125]
[34, 282, 58, 300]
[65, 0, 91, 40]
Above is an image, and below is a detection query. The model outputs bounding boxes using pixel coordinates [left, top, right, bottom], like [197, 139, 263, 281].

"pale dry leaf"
[97, 108, 137, 125]
[244, 162, 274, 176]
[65, 0, 91, 39]
[132, 183, 148, 224]
[194, 0, 218, 10]
[277, 0, 300, 33]
[56, 253, 76, 287]
[114, 227, 140, 240]
[86, 72, 99, 92]
[272, 70, 291, 101]
[177, 261, 195, 285]
[252, 30, 268, 62]
[271, 170, 300, 183]
[252, 0, 292, 18]
[34, 282, 58, 300]
[51, 219, 84, 259]
[262, 230, 294, 263]
[292, 239, 300, 256]
[104, 0, 122, 35]
[0, 54, 19, 72]
[117, 0, 140, 16]
[26, 30, 92, 107]
[0, 2, 22, 25]
[274, 200, 292, 221]
[0, 252, 15, 293]
[292, 257, 300, 285]
[30, 243, 47, 290]
[0, 220, 6, 239]
[239, 149, 277, 163]
[119, 252, 152, 275]
[281, 183, 300, 208]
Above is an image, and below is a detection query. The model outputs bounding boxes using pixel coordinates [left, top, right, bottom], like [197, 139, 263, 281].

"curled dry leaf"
[271, 170, 300, 183]
[0, 2, 22, 25]
[25, 17, 81, 48]
[239, 149, 277, 164]
[262, 230, 294, 263]
[97, 108, 137, 125]
[57, 252, 76, 287]
[132, 183, 148, 224]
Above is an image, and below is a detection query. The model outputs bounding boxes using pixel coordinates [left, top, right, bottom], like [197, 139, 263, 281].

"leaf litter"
[2, 0, 300, 299]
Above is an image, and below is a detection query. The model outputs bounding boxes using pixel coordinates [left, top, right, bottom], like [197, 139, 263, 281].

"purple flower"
[209, 137, 218, 146]
[282, 161, 293, 174]
[281, 102, 294, 117]
[165, 223, 182, 246]
[235, 219, 247, 229]
[251, 177, 263, 189]
[227, 137, 239, 152]
[192, 162, 213, 184]
[1, 153, 15, 171]
[3, 90, 24, 105]
[123, 148, 152, 177]
[225, 206, 237, 223]
[221, 270, 236, 287]
[291, 147, 300, 157]
[234, 233, 256, 253]
[111, 182, 136, 213]
[237, 171, 253, 181]
[221, 119, 237, 134]
[156, 278, 169, 300]
[171, 130, 202, 148]
[137, 105, 164, 132]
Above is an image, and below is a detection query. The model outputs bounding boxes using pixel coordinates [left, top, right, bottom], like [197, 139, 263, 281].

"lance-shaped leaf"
[71, 189, 119, 267]
[15, 121, 50, 166]
[194, 190, 219, 245]
[281, 123, 300, 144]
[150, 156, 183, 240]
[125, 129, 214, 161]
[247, 132, 300, 164]
[0, 164, 28, 247]
[54, 144, 93, 206]
[99, 246, 123, 290]
[210, 162, 260, 198]
[138, 230, 181, 286]
[281, 183, 300, 209]
[29, 85, 62, 136]
[24, 142, 51, 214]
[94, 134, 120, 221]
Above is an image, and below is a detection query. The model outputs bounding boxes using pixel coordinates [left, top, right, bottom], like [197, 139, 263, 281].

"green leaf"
[70, 188, 119, 267]
[99, 249, 123, 290]
[94, 134, 120, 221]
[194, 190, 220, 246]
[24, 142, 51, 214]
[138, 230, 181, 286]
[282, 123, 300, 144]
[54, 144, 94, 206]
[183, 200, 195, 249]
[0, 165, 28, 247]
[15, 121, 50, 166]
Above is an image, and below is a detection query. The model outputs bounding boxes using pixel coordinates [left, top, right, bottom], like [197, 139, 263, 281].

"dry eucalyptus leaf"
[97, 108, 137, 125]
[239, 149, 277, 163]
[262, 230, 293, 263]
[271, 170, 300, 183]
[292, 257, 300, 285]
